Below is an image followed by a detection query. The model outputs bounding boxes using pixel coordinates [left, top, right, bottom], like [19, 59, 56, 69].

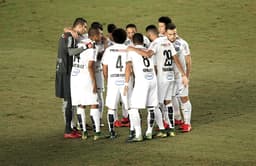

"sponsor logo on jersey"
[161, 43, 171, 47]
[110, 49, 127, 52]
[162, 67, 173, 71]
[110, 73, 125, 77]
[115, 79, 125, 86]
[142, 68, 153, 72]
[144, 73, 154, 80]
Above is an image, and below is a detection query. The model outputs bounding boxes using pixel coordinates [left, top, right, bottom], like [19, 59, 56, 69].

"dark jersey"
[55, 33, 76, 99]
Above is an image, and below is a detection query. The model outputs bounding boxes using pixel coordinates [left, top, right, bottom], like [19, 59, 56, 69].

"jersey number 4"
[163, 50, 173, 66]
[116, 55, 124, 72]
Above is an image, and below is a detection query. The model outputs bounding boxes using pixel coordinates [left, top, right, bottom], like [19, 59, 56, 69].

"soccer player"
[125, 23, 151, 48]
[70, 27, 105, 140]
[90, 22, 108, 127]
[102, 28, 130, 138]
[166, 23, 192, 132]
[106, 23, 117, 47]
[127, 25, 189, 136]
[158, 16, 182, 126]
[124, 33, 162, 142]
[158, 16, 172, 37]
[55, 17, 88, 139]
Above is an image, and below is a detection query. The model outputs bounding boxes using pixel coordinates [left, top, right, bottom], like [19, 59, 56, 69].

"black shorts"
[55, 72, 71, 100]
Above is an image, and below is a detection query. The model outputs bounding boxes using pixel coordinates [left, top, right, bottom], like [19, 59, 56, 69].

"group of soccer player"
[55, 16, 192, 142]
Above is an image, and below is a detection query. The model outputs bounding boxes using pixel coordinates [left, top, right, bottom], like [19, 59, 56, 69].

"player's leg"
[145, 107, 155, 139]
[172, 96, 183, 125]
[62, 99, 67, 124]
[106, 89, 118, 138]
[97, 89, 105, 127]
[71, 106, 78, 130]
[128, 108, 143, 142]
[120, 87, 130, 127]
[158, 82, 169, 129]
[127, 109, 135, 140]
[76, 105, 87, 139]
[107, 108, 117, 138]
[180, 96, 192, 132]
[63, 97, 80, 138]
[121, 103, 130, 126]
[90, 104, 104, 140]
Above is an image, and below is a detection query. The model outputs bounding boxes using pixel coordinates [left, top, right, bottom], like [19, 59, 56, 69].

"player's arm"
[185, 54, 191, 79]
[124, 61, 132, 96]
[103, 64, 108, 83]
[173, 54, 189, 87]
[64, 27, 78, 39]
[67, 36, 93, 56]
[88, 60, 97, 93]
[127, 46, 154, 58]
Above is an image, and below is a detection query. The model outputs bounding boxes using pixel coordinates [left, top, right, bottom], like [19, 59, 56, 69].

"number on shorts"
[163, 50, 173, 66]
[116, 55, 123, 72]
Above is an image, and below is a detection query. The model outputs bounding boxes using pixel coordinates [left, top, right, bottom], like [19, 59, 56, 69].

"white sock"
[71, 106, 77, 129]
[172, 96, 182, 120]
[122, 104, 129, 118]
[90, 108, 100, 133]
[154, 107, 165, 130]
[129, 109, 141, 138]
[114, 109, 118, 121]
[77, 107, 86, 132]
[165, 103, 174, 128]
[62, 100, 67, 124]
[107, 109, 115, 132]
[182, 101, 192, 125]
[98, 91, 104, 119]
[146, 108, 155, 135]
[128, 109, 135, 131]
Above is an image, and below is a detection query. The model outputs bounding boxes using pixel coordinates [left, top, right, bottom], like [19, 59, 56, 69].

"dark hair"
[158, 16, 172, 27]
[112, 28, 127, 44]
[166, 22, 176, 30]
[132, 33, 144, 45]
[88, 27, 100, 37]
[72, 17, 87, 28]
[145, 24, 158, 35]
[107, 24, 117, 33]
[91, 21, 103, 30]
[126, 23, 137, 30]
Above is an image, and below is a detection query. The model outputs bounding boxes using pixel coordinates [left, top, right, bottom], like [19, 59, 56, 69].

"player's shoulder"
[177, 37, 189, 46]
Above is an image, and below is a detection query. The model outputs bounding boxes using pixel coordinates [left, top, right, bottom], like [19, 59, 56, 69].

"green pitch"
[0, 0, 255, 165]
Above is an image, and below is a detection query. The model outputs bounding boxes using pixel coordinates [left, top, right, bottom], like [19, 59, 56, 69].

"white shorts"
[71, 76, 98, 106]
[158, 80, 176, 103]
[175, 76, 189, 97]
[105, 85, 129, 110]
[130, 80, 158, 109]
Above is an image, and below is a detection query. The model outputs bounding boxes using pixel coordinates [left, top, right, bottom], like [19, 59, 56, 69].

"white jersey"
[173, 37, 190, 74]
[127, 45, 156, 82]
[71, 39, 98, 106]
[149, 37, 177, 82]
[124, 36, 151, 48]
[94, 42, 105, 90]
[102, 43, 128, 86]
[127, 45, 158, 108]
[102, 43, 129, 109]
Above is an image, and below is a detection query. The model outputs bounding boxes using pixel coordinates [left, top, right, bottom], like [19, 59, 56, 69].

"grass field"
[0, 0, 256, 165]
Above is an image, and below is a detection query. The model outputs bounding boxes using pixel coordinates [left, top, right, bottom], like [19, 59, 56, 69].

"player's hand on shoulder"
[78, 42, 94, 50]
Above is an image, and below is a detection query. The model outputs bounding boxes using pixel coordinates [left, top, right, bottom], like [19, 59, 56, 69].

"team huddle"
[55, 16, 192, 142]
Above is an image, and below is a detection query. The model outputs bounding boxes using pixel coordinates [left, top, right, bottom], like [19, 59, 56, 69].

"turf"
[0, 0, 256, 165]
